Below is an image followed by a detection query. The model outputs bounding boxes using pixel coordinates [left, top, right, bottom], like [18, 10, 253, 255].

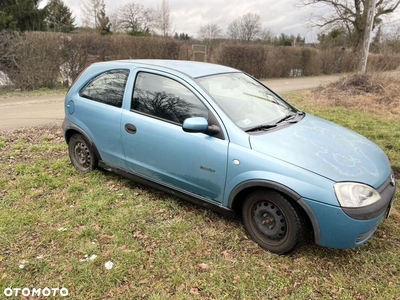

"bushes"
[367, 53, 400, 72]
[0, 32, 62, 90]
[0, 31, 399, 90]
[216, 44, 267, 78]
[300, 48, 322, 76]
[319, 48, 356, 74]
[0, 31, 188, 90]
[105, 35, 188, 60]
[216, 43, 399, 78]
[216, 45, 323, 78]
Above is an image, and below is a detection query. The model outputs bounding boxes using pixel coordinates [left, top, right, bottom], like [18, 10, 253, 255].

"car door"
[120, 70, 229, 202]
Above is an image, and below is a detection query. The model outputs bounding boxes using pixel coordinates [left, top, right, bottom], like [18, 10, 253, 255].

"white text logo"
[4, 287, 69, 297]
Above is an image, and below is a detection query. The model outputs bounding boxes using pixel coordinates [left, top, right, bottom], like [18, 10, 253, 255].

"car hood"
[249, 114, 391, 187]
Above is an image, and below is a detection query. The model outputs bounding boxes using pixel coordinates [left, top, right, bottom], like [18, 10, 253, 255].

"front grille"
[378, 172, 396, 206]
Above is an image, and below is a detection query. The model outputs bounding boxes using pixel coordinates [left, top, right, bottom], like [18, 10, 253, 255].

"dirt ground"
[0, 94, 64, 130]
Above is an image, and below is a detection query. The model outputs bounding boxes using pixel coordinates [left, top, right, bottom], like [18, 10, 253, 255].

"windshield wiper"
[275, 111, 304, 125]
[245, 124, 277, 132]
[243, 92, 270, 101]
[245, 111, 305, 132]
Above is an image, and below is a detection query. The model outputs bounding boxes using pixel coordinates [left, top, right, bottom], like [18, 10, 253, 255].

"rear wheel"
[68, 133, 97, 173]
[242, 190, 304, 254]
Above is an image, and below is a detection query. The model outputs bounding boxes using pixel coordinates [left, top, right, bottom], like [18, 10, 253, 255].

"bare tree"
[198, 23, 222, 41]
[227, 19, 241, 40]
[259, 28, 274, 44]
[154, 0, 173, 37]
[300, 0, 400, 72]
[241, 13, 262, 41]
[108, 11, 121, 33]
[227, 13, 262, 41]
[117, 3, 154, 35]
[198, 23, 222, 59]
[96, 1, 111, 35]
[81, 0, 103, 28]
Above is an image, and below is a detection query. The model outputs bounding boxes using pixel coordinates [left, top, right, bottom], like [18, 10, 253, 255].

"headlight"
[334, 182, 381, 208]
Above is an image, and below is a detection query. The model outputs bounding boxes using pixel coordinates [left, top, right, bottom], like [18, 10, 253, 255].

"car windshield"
[197, 73, 297, 130]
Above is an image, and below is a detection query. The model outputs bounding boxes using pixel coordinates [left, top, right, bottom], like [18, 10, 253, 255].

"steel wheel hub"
[253, 201, 287, 240]
[74, 142, 91, 167]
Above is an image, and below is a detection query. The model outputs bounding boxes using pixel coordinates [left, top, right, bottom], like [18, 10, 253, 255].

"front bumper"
[303, 173, 396, 249]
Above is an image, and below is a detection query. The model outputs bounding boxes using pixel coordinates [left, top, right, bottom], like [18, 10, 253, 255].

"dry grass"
[310, 73, 400, 116]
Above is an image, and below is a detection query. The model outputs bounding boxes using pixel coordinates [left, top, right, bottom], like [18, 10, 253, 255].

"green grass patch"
[0, 94, 399, 299]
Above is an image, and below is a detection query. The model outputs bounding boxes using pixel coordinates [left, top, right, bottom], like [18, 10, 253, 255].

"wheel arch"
[63, 120, 102, 162]
[228, 180, 321, 244]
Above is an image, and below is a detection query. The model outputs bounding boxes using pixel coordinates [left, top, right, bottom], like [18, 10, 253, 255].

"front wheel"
[242, 190, 304, 254]
[68, 133, 97, 173]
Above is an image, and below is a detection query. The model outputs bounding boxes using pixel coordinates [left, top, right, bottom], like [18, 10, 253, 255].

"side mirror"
[182, 117, 209, 133]
[182, 117, 221, 136]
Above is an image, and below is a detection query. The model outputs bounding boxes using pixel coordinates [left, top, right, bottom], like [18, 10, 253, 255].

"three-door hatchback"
[63, 59, 396, 254]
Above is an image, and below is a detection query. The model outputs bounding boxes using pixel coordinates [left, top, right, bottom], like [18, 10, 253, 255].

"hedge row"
[214, 44, 400, 78]
[0, 31, 399, 90]
[0, 32, 192, 90]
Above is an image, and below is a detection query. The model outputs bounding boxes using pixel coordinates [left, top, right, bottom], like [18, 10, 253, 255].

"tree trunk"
[356, 0, 376, 74]
[353, 29, 364, 68]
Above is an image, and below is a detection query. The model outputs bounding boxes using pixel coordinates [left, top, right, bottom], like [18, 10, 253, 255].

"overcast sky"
[40, 0, 400, 42]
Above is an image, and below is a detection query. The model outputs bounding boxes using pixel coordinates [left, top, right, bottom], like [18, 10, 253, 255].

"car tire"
[242, 190, 304, 254]
[68, 133, 97, 173]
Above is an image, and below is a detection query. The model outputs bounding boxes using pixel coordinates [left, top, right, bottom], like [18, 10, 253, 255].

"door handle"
[125, 124, 137, 134]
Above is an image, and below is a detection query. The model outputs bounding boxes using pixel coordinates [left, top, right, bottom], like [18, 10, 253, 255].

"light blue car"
[63, 60, 396, 254]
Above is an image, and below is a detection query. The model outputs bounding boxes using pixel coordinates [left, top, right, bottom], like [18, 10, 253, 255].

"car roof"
[94, 59, 240, 79]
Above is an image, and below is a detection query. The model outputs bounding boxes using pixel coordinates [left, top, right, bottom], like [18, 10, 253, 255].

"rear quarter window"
[79, 69, 130, 108]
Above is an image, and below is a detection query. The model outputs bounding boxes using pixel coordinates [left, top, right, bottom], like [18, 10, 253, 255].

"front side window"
[80, 69, 130, 108]
[131, 72, 208, 124]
